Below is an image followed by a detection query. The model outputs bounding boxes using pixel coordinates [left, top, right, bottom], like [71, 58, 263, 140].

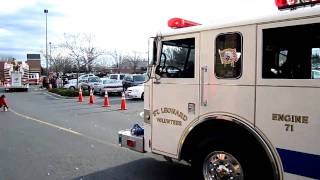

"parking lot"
[0, 86, 192, 180]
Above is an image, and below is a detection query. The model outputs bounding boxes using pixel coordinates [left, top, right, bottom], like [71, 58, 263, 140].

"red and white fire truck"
[4, 61, 29, 91]
[119, 1, 320, 179]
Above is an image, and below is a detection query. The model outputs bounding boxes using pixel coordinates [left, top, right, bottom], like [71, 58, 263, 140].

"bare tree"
[62, 33, 105, 86]
[121, 51, 147, 73]
[43, 43, 74, 74]
[108, 49, 126, 72]
[0, 55, 16, 61]
[63, 33, 105, 73]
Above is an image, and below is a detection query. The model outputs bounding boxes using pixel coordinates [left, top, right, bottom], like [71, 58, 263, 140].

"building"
[0, 61, 4, 81]
[26, 54, 41, 85]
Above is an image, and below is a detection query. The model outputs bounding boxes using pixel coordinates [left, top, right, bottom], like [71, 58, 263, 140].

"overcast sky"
[0, 0, 281, 61]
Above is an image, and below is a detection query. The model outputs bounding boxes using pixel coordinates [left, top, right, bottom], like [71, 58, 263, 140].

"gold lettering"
[284, 115, 291, 122]
[302, 116, 308, 124]
[294, 116, 301, 123]
[278, 114, 284, 121]
[153, 109, 160, 117]
[272, 114, 278, 121]
[182, 115, 188, 121]
[272, 113, 309, 124]
[156, 117, 182, 126]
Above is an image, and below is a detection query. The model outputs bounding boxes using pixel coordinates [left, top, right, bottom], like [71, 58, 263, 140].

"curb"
[45, 91, 77, 99]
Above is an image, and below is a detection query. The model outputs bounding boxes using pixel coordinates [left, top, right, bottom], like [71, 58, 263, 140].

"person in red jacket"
[0, 95, 8, 111]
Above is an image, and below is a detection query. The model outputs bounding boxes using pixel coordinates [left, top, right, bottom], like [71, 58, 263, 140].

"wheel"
[99, 89, 104, 96]
[141, 92, 144, 100]
[202, 151, 243, 180]
[69, 86, 75, 90]
[192, 135, 275, 180]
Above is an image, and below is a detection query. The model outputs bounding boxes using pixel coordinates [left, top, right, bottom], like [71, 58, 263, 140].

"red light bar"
[168, 18, 201, 29]
[275, 0, 320, 10]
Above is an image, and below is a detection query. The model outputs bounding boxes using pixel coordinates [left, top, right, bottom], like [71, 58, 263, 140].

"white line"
[10, 109, 81, 135]
[9, 108, 119, 148]
[43, 92, 60, 100]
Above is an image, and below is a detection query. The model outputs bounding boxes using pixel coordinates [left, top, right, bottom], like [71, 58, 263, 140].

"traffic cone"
[78, 87, 83, 102]
[103, 89, 110, 107]
[119, 92, 127, 110]
[89, 88, 94, 104]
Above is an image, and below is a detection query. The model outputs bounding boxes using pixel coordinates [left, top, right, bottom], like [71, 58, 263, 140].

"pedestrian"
[0, 95, 9, 112]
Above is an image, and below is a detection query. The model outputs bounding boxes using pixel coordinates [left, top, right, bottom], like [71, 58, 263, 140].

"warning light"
[127, 140, 136, 148]
[168, 18, 201, 29]
[275, 0, 320, 10]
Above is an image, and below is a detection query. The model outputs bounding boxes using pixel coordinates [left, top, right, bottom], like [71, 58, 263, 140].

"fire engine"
[119, 1, 320, 179]
[4, 61, 29, 91]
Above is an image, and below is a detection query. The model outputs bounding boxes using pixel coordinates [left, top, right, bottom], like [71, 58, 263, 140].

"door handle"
[201, 66, 207, 106]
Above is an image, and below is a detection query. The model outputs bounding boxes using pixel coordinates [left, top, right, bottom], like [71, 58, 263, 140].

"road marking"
[9, 108, 119, 148]
[43, 92, 60, 100]
[10, 108, 82, 135]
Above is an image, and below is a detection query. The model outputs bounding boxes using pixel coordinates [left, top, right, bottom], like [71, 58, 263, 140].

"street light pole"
[49, 42, 52, 70]
[44, 9, 48, 77]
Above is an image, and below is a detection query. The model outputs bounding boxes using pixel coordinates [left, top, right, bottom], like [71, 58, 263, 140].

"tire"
[99, 89, 104, 96]
[141, 92, 144, 100]
[192, 135, 274, 180]
[69, 86, 75, 90]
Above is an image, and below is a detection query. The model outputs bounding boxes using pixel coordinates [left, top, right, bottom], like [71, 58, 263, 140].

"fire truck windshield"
[156, 38, 195, 78]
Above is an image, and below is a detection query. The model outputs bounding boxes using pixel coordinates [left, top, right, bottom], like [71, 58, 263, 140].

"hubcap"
[203, 151, 243, 180]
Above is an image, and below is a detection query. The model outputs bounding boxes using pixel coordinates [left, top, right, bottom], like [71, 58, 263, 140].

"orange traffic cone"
[119, 92, 127, 110]
[103, 89, 110, 107]
[78, 87, 83, 102]
[89, 88, 94, 104]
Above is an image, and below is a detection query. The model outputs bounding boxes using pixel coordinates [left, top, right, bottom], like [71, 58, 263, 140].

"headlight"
[133, 89, 139, 93]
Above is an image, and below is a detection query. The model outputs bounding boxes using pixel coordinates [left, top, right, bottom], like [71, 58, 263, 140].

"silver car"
[93, 78, 123, 95]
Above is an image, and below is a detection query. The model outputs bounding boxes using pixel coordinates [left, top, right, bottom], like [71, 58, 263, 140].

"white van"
[109, 74, 125, 81]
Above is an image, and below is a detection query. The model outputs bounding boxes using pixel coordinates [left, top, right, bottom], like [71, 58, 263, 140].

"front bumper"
[125, 91, 140, 98]
[118, 129, 145, 153]
[103, 87, 123, 93]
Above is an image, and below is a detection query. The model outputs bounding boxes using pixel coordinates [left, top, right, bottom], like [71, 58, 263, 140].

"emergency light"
[275, 0, 320, 10]
[168, 18, 201, 29]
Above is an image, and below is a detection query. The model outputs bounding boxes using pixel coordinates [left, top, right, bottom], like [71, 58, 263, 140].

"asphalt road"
[0, 87, 192, 180]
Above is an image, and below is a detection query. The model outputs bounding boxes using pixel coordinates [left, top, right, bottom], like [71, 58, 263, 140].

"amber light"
[168, 18, 201, 29]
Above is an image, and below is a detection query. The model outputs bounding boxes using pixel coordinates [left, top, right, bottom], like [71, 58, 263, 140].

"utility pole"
[44, 9, 48, 76]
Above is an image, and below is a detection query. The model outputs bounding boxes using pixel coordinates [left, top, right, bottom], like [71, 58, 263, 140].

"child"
[0, 95, 8, 111]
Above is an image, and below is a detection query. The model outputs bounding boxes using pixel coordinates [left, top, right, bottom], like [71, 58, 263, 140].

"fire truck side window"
[215, 33, 242, 79]
[262, 23, 320, 79]
[157, 38, 195, 78]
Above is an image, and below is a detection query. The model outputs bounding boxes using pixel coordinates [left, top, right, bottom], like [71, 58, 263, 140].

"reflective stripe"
[277, 148, 320, 179]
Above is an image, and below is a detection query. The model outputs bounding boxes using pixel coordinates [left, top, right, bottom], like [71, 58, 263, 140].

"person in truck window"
[0, 95, 9, 111]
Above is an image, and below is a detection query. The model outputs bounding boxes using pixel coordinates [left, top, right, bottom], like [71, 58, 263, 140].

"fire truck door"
[151, 33, 200, 158]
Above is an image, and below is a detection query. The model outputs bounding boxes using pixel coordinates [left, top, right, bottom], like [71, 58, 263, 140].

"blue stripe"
[277, 148, 320, 179]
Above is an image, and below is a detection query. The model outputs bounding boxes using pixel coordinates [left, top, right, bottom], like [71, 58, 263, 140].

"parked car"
[125, 84, 144, 99]
[93, 78, 123, 95]
[79, 73, 96, 80]
[64, 79, 87, 90]
[80, 76, 100, 90]
[109, 74, 126, 81]
[312, 69, 320, 79]
[122, 74, 145, 91]
[63, 79, 77, 90]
